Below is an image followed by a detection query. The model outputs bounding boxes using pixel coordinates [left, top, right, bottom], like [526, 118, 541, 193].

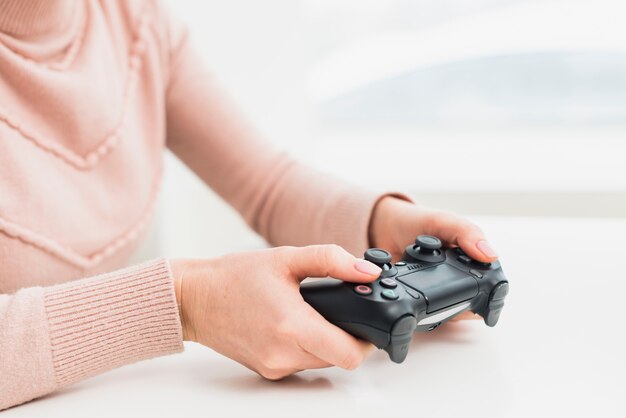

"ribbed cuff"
[43, 259, 184, 386]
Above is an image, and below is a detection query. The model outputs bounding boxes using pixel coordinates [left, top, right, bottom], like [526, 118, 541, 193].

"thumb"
[282, 244, 381, 283]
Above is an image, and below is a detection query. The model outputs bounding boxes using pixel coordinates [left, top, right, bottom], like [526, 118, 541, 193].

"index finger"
[282, 245, 382, 283]
[420, 211, 498, 263]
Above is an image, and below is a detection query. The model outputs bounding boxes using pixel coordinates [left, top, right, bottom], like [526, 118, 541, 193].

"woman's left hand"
[369, 196, 499, 320]
[370, 196, 499, 262]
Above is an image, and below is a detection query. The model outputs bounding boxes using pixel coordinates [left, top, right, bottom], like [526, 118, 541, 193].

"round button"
[415, 235, 442, 252]
[380, 278, 397, 288]
[381, 289, 399, 300]
[354, 285, 373, 295]
[364, 248, 392, 266]
[394, 261, 407, 266]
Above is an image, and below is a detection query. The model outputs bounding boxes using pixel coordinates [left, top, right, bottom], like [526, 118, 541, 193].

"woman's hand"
[370, 197, 499, 263]
[369, 197, 499, 321]
[170, 245, 382, 380]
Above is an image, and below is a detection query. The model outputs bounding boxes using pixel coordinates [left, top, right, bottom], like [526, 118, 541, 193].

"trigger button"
[385, 316, 417, 363]
[490, 282, 509, 301]
[391, 315, 417, 336]
[485, 282, 509, 327]
[485, 309, 502, 327]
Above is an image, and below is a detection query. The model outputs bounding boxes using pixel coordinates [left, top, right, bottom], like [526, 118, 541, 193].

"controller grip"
[300, 282, 417, 363]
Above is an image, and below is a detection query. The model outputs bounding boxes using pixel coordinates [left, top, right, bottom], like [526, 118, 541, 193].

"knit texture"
[0, 259, 183, 410]
[0, 0, 397, 410]
[44, 259, 183, 387]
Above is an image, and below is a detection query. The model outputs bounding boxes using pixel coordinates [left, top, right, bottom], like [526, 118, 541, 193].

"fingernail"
[354, 259, 382, 276]
[476, 240, 498, 258]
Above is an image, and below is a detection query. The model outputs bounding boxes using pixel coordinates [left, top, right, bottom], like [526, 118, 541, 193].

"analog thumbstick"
[364, 248, 392, 266]
[403, 235, 445, 263]
[415, 235, 442, 253]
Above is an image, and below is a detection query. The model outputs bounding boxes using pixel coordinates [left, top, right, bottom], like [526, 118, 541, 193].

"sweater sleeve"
[162, 17, 405, 256]
[0, 259, 183, 411]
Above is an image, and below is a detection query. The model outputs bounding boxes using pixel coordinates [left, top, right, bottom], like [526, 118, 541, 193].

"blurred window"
[305, 0, 626, 126]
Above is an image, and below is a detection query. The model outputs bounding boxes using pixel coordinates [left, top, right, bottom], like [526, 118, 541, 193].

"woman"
[0, 0, 499, 410]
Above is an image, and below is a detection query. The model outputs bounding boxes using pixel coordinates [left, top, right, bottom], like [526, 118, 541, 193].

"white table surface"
[5, 216, 626, 417]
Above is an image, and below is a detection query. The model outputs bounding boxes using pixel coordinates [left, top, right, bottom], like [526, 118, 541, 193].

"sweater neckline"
[0, 0, 80, 39]
[0, 0, 86, 67]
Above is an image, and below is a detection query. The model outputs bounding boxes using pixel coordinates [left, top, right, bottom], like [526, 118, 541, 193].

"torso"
[0, 0, 169, 292]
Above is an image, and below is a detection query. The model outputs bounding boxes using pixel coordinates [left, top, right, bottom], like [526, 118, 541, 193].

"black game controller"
[300, 235, 509, 363]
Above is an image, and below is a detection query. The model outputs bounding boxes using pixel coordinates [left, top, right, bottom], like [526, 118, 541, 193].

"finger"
[259, 351, 332, 380]
[266, 347, 334, 371]
[298, 309, 376, 370]
[422, 212, 498, 263]
[284, 244, 381, 283]
[294, 351, 333, 370]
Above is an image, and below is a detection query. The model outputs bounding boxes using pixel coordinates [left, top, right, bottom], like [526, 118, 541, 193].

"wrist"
[170, 259, 194, 342]
[369, 196, 401, 249]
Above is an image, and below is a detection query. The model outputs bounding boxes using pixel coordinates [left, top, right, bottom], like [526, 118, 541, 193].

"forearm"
[0, 259, 183, 410]
[164, 24, 408, 254]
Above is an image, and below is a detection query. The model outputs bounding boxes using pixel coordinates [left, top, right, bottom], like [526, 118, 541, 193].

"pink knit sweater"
[0, 0, 386, 410]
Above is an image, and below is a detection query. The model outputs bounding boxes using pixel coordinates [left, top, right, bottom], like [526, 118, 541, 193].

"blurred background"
[148, 0, 626, 259]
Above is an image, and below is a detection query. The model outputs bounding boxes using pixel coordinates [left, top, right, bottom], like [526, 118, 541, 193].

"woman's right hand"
[170, 245, 382, 380]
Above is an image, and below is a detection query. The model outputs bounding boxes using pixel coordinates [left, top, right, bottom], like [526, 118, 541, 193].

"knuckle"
[426, 208, 454, 223]
[265, 358, 283, 372]
[326, 244, 345, 257]
[302, 244, 347, 275]
[272, 246, 296, 258]
[460, 219, 483, 237]
[423, 211, 445, 231]
[260, 353, 284, 371]
[453, 214, 480, 232]
[270, 246, 297, 275]
[319, 244, 342, 266]
[325, 243, 344, 254]
[258, 352, 293, 380]
[471, 222, 485, 235]
[339, 350, 363, 371]
[310, 246, 328, 272]
[259, 368, 289, 381]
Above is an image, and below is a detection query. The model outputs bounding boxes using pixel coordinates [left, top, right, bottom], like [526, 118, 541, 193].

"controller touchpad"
[397, 264, 478, 313]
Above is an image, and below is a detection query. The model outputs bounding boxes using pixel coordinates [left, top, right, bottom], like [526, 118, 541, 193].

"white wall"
[139, 0, 626, 260]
